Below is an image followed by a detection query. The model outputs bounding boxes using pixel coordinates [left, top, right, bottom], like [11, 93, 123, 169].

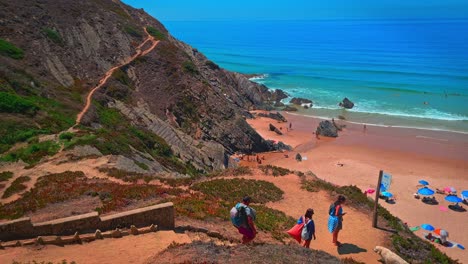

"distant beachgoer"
[315, 130, 320, 140]
[230, 196, 257, 244]
[289, 122, 292, 130]
[295, 153, 302, 162]
[328, 195, 346, 247]
[297, 208, 316, 248]
[363, 125, 367, 133]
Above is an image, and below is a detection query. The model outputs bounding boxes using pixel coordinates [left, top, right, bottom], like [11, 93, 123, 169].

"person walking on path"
[298, 208, 316, 248]
[328, 195, 346, 247]
[231, 196, 257, 244]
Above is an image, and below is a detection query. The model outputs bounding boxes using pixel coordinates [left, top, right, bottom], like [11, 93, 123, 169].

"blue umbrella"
[421, 224, 435, 231]
[461, 190, 468, 198]
[419, 180, 429, 186]
[381, 191, 393, 198]
[380, 183, 386, 192]
[445, 195, 463, 203]
[418, 187, 435, 196]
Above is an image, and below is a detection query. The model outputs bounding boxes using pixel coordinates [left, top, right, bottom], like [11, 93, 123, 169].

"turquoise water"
[165, 20, 468, 133]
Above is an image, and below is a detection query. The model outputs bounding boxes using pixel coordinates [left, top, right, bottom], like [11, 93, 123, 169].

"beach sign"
[381, 172, 392, 191]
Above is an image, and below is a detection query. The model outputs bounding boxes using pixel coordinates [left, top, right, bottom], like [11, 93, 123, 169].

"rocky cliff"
[0, 0, 279, 174]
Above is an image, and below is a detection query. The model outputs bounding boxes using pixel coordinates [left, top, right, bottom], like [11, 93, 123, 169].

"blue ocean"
[164, 20, 468, 133]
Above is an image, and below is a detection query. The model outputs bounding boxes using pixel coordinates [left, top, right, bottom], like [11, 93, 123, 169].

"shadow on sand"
[337, 243, 367, 255]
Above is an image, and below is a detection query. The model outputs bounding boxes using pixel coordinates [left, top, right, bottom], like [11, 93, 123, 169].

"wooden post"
[372, 170, 383, 228]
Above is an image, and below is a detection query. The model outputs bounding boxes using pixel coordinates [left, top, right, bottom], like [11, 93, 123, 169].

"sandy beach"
[247, 111, 468, 262]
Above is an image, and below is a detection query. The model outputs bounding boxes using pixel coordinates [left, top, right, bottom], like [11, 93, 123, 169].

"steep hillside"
[0, 0, 285, 174]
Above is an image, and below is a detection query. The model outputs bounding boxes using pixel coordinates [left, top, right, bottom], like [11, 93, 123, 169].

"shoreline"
[246, 110, 468, 262]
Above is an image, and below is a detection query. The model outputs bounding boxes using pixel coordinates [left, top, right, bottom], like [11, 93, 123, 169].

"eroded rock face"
[339, 98, 354, 109]
[316, 120, 338, 137]
[257, 112, 287, 122]
[269, 124, 283, 135]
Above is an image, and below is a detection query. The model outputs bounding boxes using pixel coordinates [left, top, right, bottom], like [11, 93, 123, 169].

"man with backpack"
[230, 196, 257, 244]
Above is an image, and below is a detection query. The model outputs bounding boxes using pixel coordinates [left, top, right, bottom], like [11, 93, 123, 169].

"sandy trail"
[0, 231, 192, 264]
[74, 27, 160, 126]
[247, 111, 468, 262]
[227, 173, 385, 263]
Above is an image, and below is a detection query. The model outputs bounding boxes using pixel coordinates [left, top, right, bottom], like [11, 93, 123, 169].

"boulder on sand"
[283, 106, 298, 112]
[257, 111, 287, 122]
[290, 97, 312, 105]
[269, 123, 283, 135]
[339, 98, 354, 109]
[316, 120, 338, 137]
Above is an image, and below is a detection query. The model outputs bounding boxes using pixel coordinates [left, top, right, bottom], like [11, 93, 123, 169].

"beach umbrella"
[418, 187, 435, 196]
[380, 183, 386, 191]
[419, 180, 429, 186]
[461, 190, 468, 199]
[434, 229, 449, 238]
[381, 191, 393, 198]
[444, 187, 456, 193]
[445, 195, 463, 203]
[421, 224, 435, 231]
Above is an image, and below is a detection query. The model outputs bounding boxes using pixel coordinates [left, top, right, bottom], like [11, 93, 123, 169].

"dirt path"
[0, 230, 192, 264]
[226, 172, 385, 263]
[74, 27, 159, 126]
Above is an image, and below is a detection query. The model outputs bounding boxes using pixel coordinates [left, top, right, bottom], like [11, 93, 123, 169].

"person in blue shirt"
[298, 208, 316, 248]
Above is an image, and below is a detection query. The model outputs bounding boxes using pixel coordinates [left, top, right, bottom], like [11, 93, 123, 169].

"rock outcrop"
[316, 120, 338, 137]
[339, 98, 354, 109]
[269, 124, 283, 135]
[283, 106, 298, 112]
[290, 98, 312, 105]
[257, 112, 287, 122]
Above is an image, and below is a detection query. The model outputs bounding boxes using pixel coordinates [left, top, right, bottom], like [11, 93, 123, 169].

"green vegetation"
[192, 178, 283, 204]
[146, 26, 166, 40]
[208, 166, 253, 177]
[0, 92, 39, 115]
[182, 61, 199, 75]
[123, 25, 143, 38]
[259, 165, 291, 176]
[253, 204, 295, 241]
[111, 68, 132, 87]
[59, 132, 74, 141]
[135, 161, 149, 171]
[0, 171, 181, 220]
[42, 28, 63, 45]
[0, 171, 14, 182]
[0, 38, 24, 59]
[0, 140, 60, 165]
[205, 60, 220, 70]
[173, 191, 294, 242]
[98, 168, 152, 183]
[2, 176, 30, 198]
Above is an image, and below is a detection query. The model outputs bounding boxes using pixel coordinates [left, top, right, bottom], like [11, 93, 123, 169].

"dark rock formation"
[272, 89, 288, 103]
[269, 124, 283, 135]
[265, 140, 292, 151]
[316, 120, 338, 137]
[339, 98, 354, 109]
[257, 112, 287, 123]
[283, 106, 298, 112]
[274, 101, 285, 107]
[290, 98, 312, 105]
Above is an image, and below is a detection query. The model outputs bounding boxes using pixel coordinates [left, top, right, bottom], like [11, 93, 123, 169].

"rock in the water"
[283, 106, 298, 112]
[272, 89, 288, 102]
[339, 98, 354, 109]
[274, 101, 285, 107]
[316, 120, 338, 137]
[269, 124, 283, 135]
[290, 97, 312, 105]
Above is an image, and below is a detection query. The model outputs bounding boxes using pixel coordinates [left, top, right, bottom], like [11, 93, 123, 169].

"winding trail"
[74, 27, 159, 126]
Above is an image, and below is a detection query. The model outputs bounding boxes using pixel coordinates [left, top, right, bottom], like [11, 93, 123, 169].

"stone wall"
[0, 202, 174, 241]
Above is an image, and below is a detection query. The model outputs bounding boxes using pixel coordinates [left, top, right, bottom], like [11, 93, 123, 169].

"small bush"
[0, 171, 14, 182]
[259, 165, 291, 176]
[43, 28, 63, 45]
[205, 60, 220, 70]
[124, 25, 143, 38]
[59, 132, 74, 141]
[183, 61, 199, 75]
[0, 92, 39, 115]
[2, 176, 30, 198]
[192, 178, 283, 204]
[146, 26, 166, 40]
[0, 38, 24, 59]
[0, 140, 60, 165]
